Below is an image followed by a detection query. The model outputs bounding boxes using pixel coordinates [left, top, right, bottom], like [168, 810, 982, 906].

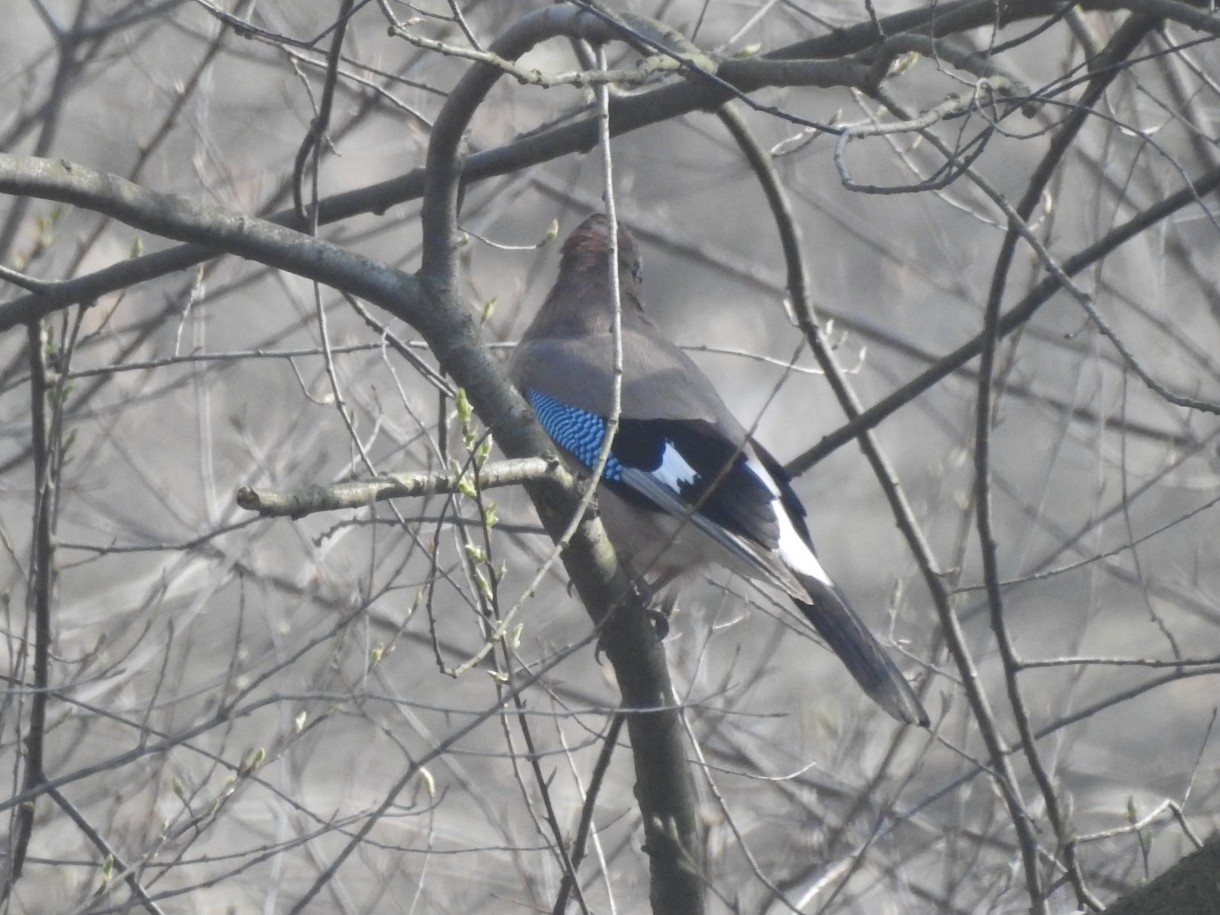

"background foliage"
[1, 1, 1219, 912]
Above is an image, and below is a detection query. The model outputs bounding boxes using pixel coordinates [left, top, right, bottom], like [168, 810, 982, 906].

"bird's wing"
[524, 378, 807, 595]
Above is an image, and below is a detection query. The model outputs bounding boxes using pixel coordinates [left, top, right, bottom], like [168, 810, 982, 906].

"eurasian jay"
[510, 214, 928, 726]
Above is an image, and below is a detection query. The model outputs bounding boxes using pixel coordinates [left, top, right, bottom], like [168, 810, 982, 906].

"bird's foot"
[592, 575, 674, 663]
[631, 574, 678, 640]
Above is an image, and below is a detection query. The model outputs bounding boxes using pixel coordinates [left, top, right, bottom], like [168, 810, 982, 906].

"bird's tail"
[794, 574, 928, 727]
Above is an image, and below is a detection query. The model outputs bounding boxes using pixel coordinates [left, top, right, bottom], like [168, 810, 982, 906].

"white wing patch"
[650, 442, 700, 494]
[746, 457, 835, 589]
[775, 505, 834, 587]
[620, 444, 836, 598]
[745, 457, 782, 497]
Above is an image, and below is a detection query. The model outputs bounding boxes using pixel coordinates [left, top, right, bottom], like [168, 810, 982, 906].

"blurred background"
[1, 1, 1218, 912]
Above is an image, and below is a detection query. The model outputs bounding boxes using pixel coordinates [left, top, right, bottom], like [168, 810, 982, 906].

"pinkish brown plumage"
[510, 214, 927, 726]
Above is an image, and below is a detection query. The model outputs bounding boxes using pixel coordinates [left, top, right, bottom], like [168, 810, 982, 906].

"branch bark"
[415, 8, 707, 911]
[6, 0, 1213, 332]
[1102, 836, 1220, 915]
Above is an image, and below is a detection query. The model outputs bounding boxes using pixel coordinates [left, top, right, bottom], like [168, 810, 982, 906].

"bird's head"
[559, 213, 644, 291]
[522, 214, 650, 338]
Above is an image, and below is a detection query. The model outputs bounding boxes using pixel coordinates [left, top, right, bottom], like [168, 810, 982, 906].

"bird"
[510, 213, 928, 727]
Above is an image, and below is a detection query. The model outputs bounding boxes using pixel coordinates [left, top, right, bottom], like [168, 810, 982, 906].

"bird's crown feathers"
[559, 213, 642, 286]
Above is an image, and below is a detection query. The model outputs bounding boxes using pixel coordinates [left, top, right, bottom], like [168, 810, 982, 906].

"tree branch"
[236, 457, 576, 517]
[415, 7, 706, 912]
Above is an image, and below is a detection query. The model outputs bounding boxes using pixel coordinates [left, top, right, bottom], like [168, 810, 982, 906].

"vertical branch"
[413, 8, 705, 913]
[0, 2, 91, 899]
[715, 101, 930, 908]
[971, 199, 1052, 913]
[292, 0, 357, 225]
[972, 14, 1158, 912]
[8, 322, 54, 890]
[553, 713, 625, 915]
[591, 40, 706, 915]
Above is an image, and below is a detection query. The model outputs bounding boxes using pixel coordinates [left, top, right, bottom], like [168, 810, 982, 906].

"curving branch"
[2, 3, 1217, 911]
[7, 0, 1212, 333]
[416, 7, 707, 912]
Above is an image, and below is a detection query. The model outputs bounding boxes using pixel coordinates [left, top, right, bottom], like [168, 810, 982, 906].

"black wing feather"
[611, 418, 780, 550]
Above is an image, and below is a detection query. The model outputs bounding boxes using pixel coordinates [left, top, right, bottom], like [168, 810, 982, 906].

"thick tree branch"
[2, 4, 1216, 911]
[416, 8, 706, 913]
[1102, 834, 1220, 915]
[7, 0, 1212, 332]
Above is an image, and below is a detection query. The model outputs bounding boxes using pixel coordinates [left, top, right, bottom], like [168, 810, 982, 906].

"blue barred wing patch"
[528, 390, 625, 481]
